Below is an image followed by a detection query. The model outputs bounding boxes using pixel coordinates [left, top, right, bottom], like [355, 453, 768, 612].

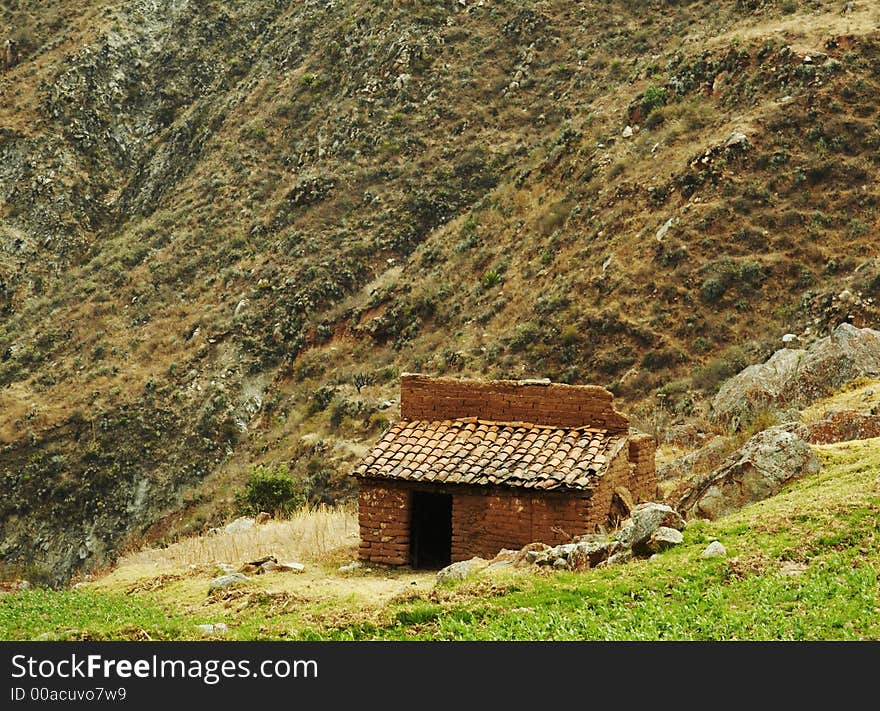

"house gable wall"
[399, 374, 630, 432]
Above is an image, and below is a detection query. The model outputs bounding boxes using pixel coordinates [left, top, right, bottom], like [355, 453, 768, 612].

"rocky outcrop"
[677, 426, 820, 519]
[711, 324, 880, 430]
[798, 410, 880, 445]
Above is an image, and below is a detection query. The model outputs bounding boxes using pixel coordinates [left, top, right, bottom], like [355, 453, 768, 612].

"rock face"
[799, 410, 880, 445]
[677, 425, 820, 519]
[711, 324, 880, 429]
[657, 437, 733, 482]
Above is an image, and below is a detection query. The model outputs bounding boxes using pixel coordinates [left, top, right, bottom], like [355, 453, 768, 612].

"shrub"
[307, 385, 335, 415]
[239, 464, 304, 516]
[641, 85, 668, 116]
[701, 277, 726, 303]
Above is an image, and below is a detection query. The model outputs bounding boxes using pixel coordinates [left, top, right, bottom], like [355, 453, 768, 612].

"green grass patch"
[0, 590, 199, 640]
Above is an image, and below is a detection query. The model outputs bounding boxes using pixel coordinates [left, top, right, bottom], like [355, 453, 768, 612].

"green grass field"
[2, 438, 878, 641]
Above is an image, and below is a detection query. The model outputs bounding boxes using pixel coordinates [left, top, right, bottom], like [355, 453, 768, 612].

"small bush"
[641, 85, 668, 116]
[239, 464, 304, 516]
[481, 270, 503, 289]
[701, 277, 726, 304]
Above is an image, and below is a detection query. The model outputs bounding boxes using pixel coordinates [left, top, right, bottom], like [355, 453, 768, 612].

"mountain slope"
[1, 0, 879, 584]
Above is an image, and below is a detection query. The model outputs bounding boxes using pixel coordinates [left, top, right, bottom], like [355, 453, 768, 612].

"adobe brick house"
[353, 374, 657, 568]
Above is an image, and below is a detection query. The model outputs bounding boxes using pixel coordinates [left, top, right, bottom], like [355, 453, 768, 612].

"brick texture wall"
[450, 487, 593, 560]
[357, 479, 410, 565]
[399, 374, 630, 432]
[357, 447, 658, 566]
[628, 432, 659, 500]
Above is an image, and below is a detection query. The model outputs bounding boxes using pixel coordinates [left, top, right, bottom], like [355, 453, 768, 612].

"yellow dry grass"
[799, 377, 880, 424]
[117, 505, 359, 573]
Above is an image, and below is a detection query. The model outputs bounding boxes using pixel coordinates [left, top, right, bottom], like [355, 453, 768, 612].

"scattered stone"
[782, 333, 798, 344]
[647, 526, 684, 553]
[516, 542, 551, 566]
[208, 573, 249, 594]
[603, 550, 634, 566]
[196, 623, 228, 635]
[622, 125, 633, 138]
[338, 561, 362, 573]
[214, 563, 236, 574]
[436, 557, 488, 584]
[273, 561, 305, 573]
[255, 512, 271, 525]
[655, 217, 676, 242]
[700, 541, 728, 559]
[612, 519, 635, 548]
[677, 425, 820, 519]
[631, 502, 686, 551]
[224, 517, 255, 535]
[725, 131, 748, 148]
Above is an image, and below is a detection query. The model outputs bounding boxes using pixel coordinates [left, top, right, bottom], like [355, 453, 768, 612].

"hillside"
[1, 0, 879, 584]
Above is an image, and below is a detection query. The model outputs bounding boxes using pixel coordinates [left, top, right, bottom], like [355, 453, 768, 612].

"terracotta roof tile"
[354, 418, 621, 492]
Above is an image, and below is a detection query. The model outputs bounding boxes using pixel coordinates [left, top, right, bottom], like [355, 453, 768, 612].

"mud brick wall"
[586, 442, 640, 528]
[450, 488, 593, 560]
[357, 479, 410, 565]
[400, 374, 630, 432]
[627, 432, 659, 501]
[357, 478, 625, 565]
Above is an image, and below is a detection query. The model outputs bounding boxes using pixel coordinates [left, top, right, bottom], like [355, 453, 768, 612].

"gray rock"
[612, 519, 635, 548]
[573, 539, 620, 565]
[436, 557, 487, 584]
[274, 561, 305, 573]
[223, 517, 255, 534]
[725, 131, 749, 148]
[678, 425, 820, 519]
[552, 557, 570, 569]
[208, 573, 249, 594]
[700, 541, 727, 559]
[655, 217, 676, 242]
[196, 623, 228, 635]
[525, 548, 551, 565]
[631, 502, 687, 551]
[657, 437, 734, 482]
[338, 561, 363, 573]
[603, 550, 634, 566]
[647, 526, 684, 553]
[711, 323, 880, 429]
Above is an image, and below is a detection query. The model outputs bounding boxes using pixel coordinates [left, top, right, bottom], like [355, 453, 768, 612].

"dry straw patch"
[118, 505, 359, 574]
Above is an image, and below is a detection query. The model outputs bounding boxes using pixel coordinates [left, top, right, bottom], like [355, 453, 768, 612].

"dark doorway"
[409, 491, 452, 569]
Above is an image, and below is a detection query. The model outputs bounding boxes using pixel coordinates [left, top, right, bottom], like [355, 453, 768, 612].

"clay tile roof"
[353, 418, 623, 492]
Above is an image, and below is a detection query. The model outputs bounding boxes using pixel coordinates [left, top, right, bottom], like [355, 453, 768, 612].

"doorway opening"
[409, 491, 452, 569]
